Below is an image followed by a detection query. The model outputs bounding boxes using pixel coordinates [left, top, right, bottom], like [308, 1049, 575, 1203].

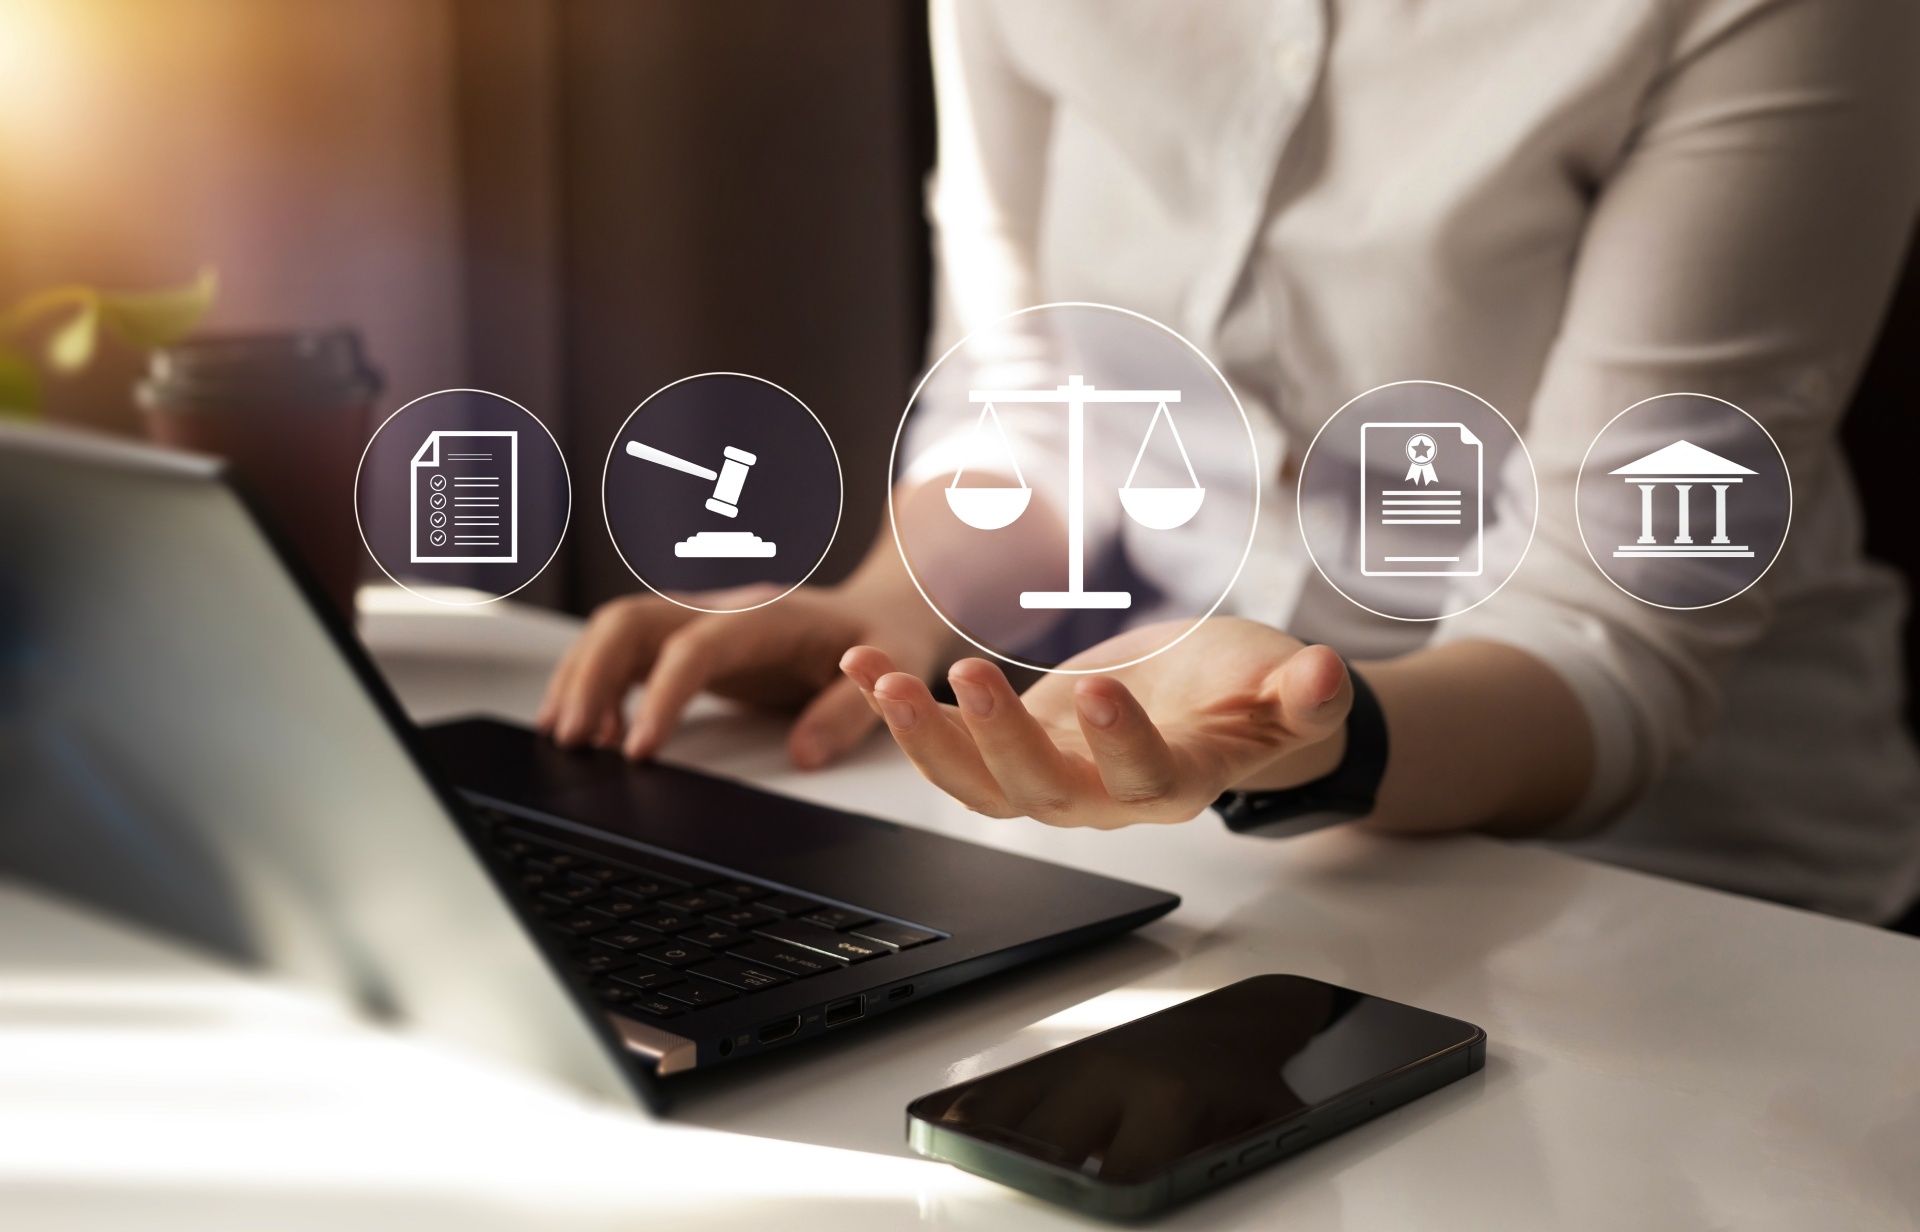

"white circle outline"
[887, 302, 1263, 676]
[353, 387, 572, 608]
[1295, 379, 1539, 623]
[1574, 392, 1792, 612]
[600, 371, 845, 615]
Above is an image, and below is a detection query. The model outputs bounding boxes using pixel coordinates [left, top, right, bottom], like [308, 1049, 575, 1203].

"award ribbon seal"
[1405, 433, 1439, 485]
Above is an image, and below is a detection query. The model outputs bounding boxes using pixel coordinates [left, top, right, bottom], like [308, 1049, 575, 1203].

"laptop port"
[824, 995, 865, 1027]
[888, 984, 914, 1001]
[757, 1015, 801, 1044]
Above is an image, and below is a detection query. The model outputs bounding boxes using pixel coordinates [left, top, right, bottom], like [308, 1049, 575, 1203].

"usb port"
[824, 995, 866, 1027]
[888, 984, 914, 1001]
[757, 1015, 801, 1044]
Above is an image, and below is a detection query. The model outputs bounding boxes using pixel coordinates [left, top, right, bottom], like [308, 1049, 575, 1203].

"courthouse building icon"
[1610, 440, 1758, 559]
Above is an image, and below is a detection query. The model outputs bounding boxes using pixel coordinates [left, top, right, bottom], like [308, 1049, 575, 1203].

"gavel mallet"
[625, 440, 758, 517]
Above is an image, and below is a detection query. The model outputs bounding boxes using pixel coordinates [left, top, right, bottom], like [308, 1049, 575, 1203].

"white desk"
[5, 587, 1918, 1230]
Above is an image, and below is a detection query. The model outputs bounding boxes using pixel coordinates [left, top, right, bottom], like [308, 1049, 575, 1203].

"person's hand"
[537, 581, 949, 768]
[840, 618, 1351, 827]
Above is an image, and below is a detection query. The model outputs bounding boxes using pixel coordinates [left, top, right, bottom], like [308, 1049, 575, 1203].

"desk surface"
[5, 587, 1918, 1231]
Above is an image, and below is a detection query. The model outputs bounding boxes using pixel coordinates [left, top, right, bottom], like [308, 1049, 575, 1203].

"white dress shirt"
[923, 0, 1920, 922]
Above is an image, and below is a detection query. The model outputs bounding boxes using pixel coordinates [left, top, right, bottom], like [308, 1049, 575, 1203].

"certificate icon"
[411, 429, 519, 563]
[1359, 421, 1483, 577]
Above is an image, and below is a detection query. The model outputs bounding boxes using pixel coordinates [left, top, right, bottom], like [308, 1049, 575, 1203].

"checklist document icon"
[411, 430, 519, 564]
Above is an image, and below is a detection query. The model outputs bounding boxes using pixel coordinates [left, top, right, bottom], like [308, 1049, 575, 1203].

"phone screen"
[910, 975, 1479, 1185]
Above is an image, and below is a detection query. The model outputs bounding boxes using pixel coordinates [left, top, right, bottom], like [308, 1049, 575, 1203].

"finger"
[946, 658, 1086, 823]
[1268, 643, 1351, 743]
[552, 604, 678, 747]
[870, 670, 1017, 817]
[1071, 676, 1185, 813]
[626, 617, 764, 759]
[788, 677, 881, 769]
[837, 644, 899, 703]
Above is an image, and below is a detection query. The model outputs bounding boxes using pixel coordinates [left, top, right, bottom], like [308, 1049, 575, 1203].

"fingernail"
[790, 731, 823, 767]
[1076, 691, 1119, 729]
[626, 719, 654, 755]
[877, 696, 917, 731]
[951, 676, 994, 718]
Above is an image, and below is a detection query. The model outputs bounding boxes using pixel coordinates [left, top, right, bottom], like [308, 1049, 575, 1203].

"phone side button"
[1238, 1139, 1275, 1166]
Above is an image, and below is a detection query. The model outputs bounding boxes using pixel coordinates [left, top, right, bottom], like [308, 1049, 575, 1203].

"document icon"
[1360, 422, 1482, 577]
[411, 430, 518, 563]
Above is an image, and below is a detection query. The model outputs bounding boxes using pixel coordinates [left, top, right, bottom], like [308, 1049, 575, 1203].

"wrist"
[1215, 665, 1390, 838]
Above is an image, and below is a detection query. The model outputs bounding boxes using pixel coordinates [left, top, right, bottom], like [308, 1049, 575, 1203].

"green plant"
[0, 267, 217, 418]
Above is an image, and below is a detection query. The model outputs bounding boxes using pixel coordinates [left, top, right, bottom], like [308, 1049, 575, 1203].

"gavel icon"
[625, 440, 758, 517]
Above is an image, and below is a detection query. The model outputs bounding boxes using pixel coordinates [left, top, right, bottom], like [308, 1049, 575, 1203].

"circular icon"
[603, 373, 842, 613]
[354, 388, 571, 607]
[1576, 393, 1790, 610]
[1297, 381, 1537, 622]
[890, 302, 1261, 674]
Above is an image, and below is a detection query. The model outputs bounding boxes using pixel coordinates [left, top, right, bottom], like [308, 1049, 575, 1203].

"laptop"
[0, 422, 1178, 1112]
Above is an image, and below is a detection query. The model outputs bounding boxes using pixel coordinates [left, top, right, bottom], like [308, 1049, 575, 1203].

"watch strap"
[1214, 663, 1389, 838]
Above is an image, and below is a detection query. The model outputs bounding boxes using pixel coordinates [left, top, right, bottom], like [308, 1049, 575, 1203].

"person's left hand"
[840, 618, 1353, 828]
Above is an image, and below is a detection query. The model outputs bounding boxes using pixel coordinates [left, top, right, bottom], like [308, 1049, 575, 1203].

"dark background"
[453, 0, 936, 615]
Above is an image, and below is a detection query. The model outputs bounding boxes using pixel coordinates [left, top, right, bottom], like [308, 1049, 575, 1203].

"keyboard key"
[692, 955, 791, 991]
[593, 978, 654, 1008]
[640, 940, 714, 968]
[571, 947, 635, 976]
[586, 897, 647, 923]
[680, 925, 749, 951]
[734, 939, 846, 978]
[540, 882, 604, 908]
[714, 881, 771, 902]
[545, 911, 612, 937]
[633, 857, 724, 889]
[801, 907, 874, 932]
[706, 904, 781, 931]
[619, 994, 686, 1019]
[592, 927, 662, 953]
[517, 869, 559, 893]
[570, 864, 631, 887]
[757, 893, 824, 917]
[660, 891, 734, 914]
[850, 921, 941, 950]
[632, 910, 698, 935]
[527, 851, 588, 873]
[661, 980, 737, 1008]
[756, 919, 886, 963]
[609, 876, 686, 902]
[609, 966, 684, 993]
[494, 837, 540, 859]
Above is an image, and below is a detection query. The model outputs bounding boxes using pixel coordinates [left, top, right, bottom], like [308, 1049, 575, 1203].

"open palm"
[842, 618, 1352, 828]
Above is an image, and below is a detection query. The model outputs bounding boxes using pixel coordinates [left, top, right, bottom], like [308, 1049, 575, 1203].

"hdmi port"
[823, 995, 866, 1027]
[757, 1015, 801, 1044]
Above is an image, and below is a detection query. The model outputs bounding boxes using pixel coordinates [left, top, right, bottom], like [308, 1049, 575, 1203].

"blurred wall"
[0, 0, 468, 433]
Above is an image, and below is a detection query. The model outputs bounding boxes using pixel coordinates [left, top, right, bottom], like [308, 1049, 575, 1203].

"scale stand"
[957, 375, 1192, 610]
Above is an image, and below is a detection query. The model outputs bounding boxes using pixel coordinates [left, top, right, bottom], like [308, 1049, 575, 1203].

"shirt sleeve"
[1437, 0, 1920, 834]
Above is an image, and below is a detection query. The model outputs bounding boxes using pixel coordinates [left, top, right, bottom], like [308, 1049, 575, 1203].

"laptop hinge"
[611, 1013, 698, 1075]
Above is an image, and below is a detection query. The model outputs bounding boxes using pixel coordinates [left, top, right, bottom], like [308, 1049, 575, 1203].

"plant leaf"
[45, 298, 100, 373]
[0, 347, 41, 417]
[0, 284, 94, 335]
[98, 266, 218, 350]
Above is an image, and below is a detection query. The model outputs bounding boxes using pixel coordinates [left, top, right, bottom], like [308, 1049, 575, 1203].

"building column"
[1711, 485, 1730, 545]
[1674, 485, 1693, 545]
[1637, 484, 1656, 544]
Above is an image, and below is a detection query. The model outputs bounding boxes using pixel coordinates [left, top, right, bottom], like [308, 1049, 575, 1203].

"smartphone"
[906, 974, 1485, 1219]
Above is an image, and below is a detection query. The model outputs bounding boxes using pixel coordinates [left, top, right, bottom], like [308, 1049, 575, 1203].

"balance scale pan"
[1118, 486, 1205, 531]
[946, 486, 1031, 530]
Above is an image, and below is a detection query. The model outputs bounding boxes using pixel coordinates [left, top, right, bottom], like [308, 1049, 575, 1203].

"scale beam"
[968, 390, 1180, 403]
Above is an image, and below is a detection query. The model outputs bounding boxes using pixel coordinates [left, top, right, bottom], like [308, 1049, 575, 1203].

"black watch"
[1213, 663, 1389, 838]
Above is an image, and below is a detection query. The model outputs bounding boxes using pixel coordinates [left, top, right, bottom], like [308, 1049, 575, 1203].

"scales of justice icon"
[944, 374, 1205, 610]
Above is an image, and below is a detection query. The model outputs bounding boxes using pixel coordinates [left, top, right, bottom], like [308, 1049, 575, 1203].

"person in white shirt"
[542, 0, 1920, 924]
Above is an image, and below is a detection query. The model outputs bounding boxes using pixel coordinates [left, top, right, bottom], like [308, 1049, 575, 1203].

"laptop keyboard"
[475, 810, 944, 1022]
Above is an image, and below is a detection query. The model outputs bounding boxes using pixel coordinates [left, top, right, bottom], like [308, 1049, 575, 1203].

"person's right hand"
[536, 581, 951, 769]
